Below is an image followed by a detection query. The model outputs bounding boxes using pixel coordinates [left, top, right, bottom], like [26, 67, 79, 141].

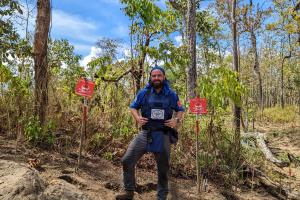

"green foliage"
[47, 39, 85, 107]
[111, 114, 136, 139]
[24, 117, 56, 147]
[198, 66, 245, 109]
[0, 0, 22, 64]
[0, 0, 22, 15]
[197, 152, 215, 169]
[123, 0, 177, 36]
[89, 132, 107, 149]
[9, 76, 31, 97]
[120, 0, 178, 71]
[1, 63, 32, 100]
[88, 56, 112, 78]
[241, 141, 265, 166]
[0, 0, 299, 191]
[103, 152, 114, 161]
[49, 39, 81, 70]
[96, 38, 120, 59]
[178, 113, 237, 173]
[87, 38, 128, 82]
[0, 64, 13, 82]
[24, 117, 42, 143]
[145, 41, 188, 86]
[196, 10, 220, 44]
[276, 152, 290, 163]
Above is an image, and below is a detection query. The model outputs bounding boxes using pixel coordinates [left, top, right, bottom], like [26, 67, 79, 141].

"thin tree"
[280, 34, 292, 108]
[33, 0, 51, 125]
[187, 0, 197, 98]
[240, 1, 270, 110]
[231, 0, 241, 162]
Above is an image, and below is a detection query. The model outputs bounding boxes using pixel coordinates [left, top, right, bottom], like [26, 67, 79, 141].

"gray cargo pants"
[121, 130, 170, 200]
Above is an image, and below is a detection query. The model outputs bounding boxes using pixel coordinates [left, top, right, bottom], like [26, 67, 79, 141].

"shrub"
[24, 117, 56, 147]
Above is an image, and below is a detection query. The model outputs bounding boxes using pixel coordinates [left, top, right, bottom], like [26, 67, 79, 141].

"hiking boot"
[115, 190, 134, 200]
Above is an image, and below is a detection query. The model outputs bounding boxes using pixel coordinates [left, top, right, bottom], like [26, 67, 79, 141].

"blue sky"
[51, 0, 131, 60]
[18, 0, 268, 67]
[17, 0, 137, 66]
[17, 0, 182, 67]
[48, 0, 171, 66]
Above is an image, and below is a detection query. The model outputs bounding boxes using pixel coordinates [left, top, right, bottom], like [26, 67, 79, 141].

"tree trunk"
[231, 0, 241, 163]
[250, 31, 263, 110]
[280, 57, 285, 109]
[280, 34, 292, 109]
[33, 0, 51, 126]
[187, 0, 197, 98]
[135, 33, 150, 93]
[280, 54, 292, 109]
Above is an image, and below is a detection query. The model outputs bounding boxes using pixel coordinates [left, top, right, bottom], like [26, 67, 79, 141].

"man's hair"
[150, 65, 165, 75]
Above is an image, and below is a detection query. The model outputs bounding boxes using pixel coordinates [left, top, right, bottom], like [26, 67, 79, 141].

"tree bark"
[231, 0, 241, 163]
[135, 33, 150, 93]
[33, 0, 51, 126]
[280, 55, 291, 109]
[187, 0, 197, 98]
[250, 31, 263, 110]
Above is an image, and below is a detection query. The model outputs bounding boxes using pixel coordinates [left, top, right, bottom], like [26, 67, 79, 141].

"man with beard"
[116, 66, 184, 200]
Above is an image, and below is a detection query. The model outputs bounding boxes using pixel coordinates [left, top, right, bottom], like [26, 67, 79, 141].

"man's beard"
[150, 80, 163, 89]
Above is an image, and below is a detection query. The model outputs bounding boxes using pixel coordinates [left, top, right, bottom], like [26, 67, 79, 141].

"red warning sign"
[189, 97, 207, 115]
[75, 78, 95, 98]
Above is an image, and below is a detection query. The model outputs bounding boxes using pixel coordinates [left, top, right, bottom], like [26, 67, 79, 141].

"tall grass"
[262, 106, 299, 124]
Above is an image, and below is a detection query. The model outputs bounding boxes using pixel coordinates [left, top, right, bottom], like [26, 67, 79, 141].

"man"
[116, 66, 184, 200]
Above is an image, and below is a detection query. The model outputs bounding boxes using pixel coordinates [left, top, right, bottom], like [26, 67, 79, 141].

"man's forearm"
[174, 111, 184, 122]
[130, 108, 140, 121]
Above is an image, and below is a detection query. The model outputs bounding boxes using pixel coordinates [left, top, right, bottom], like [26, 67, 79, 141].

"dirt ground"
[259, 124, 300, 197]
[0, 123, 299, 200]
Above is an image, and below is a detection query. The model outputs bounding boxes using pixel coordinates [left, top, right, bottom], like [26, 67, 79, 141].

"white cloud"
[123, 48, 131, 58]
[80, 46, 102, 67]
[52, 9, 99, 43]
[174, 35, 183, 46]
[15, 5, 100, 44]
[53, 10, 96, 30]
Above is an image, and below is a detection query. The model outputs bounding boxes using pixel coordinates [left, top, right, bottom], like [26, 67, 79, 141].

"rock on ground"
[0, 160, 45, 200]
[0, 160, 93, 200]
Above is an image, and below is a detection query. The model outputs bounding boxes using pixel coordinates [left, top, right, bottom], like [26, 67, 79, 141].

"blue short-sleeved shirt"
[130, 84, 185, 112]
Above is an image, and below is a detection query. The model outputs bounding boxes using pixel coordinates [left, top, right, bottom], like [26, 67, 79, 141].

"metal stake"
[78, 96, 87, 168]
[196, 113, 201, 194]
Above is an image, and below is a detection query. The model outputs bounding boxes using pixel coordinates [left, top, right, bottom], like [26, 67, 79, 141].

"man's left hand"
[164, 119, 177, 129]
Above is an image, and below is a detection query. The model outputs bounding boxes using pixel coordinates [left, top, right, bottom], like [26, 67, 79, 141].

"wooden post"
[289, 166, 292, 193]
[78, 97, 87, 168]
[196, 113, 201, 194]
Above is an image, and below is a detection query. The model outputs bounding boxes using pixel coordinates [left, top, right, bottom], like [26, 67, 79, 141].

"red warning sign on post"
[75, 78, 95, 98]
[189, 97, 208, 115]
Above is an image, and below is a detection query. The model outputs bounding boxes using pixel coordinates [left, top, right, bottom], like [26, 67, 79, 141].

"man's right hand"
[137, 116, 148, 126]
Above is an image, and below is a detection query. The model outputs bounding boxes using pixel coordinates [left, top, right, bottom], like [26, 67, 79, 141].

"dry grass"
[261, 106, 300, 124]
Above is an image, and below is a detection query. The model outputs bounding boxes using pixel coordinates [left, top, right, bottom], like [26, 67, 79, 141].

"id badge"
[151, 109, 165, 120]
